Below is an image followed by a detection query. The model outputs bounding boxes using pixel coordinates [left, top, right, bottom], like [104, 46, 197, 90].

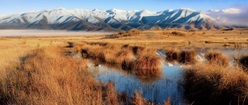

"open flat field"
[1, 28, 247, 69]
[0, 29, 248, 104]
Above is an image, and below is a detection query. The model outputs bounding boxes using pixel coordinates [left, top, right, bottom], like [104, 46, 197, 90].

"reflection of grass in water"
[78, 43, 163, 77]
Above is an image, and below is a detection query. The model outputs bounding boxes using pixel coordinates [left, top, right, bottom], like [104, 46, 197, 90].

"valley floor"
[0, 28, 247, 104]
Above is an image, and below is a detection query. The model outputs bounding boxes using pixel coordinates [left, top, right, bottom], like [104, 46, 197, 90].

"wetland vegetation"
[0, 29, 248, 104]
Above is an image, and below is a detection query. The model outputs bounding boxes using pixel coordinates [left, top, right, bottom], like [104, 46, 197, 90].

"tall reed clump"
[165, 48, 179, 62]
[204, 50, 230, 67]
[183, 64, 248, 105]
[239, 55, 248, 71]
[132, 54, 163, 77]
[0, 47, 103, 104]
[103, 83, 119, 105]
[178, 50, 197, 64]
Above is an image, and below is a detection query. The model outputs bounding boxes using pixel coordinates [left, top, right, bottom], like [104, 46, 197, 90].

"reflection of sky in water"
[94, 65, 186, 105]
[92, 48, 248, 105]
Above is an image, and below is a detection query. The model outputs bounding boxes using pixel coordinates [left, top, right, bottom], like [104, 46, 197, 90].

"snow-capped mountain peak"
[0, 8, 239, 31]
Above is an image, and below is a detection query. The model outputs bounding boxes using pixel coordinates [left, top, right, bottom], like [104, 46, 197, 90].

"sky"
[0, 0, 248, 15]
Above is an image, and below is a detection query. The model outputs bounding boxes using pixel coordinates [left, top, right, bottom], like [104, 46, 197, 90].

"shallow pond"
[93, 64, 185, 104]
[87, 48, 248, 105]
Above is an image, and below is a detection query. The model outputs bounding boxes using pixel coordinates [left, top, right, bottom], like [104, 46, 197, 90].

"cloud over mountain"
[207, 6, 248, 26]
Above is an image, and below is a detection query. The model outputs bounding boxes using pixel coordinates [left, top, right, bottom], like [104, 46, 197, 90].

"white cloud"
[206, 6, 248, 26]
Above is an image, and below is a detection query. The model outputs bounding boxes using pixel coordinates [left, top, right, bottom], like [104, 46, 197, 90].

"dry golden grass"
[0, 38, 66, 87]
[0, 28, 247, 104]
[74, 42, 163, 77]
[103, 83, 119, 105]
[99, 49, 118, 63]
[131, 91, 153, 105]
[81, 29, 248, 49]
[204, 50, 230, 67]
[116, 49, 136, 64]
[178, 50, 197, 65]
[132, 54, 163, 77]
[184, 64, 248, 105]
[0, 47, 104, 104]
[0, 44, 160, 104]
[116, 49, 136, 70]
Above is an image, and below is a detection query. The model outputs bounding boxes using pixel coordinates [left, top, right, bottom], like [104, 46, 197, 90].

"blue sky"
[1, 0, 248, 15]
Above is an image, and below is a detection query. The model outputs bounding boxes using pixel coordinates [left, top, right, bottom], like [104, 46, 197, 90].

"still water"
[88, 48, 248, 105]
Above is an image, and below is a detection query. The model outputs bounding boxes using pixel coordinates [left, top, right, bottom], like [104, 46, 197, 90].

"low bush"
[171, 31, 185, 36]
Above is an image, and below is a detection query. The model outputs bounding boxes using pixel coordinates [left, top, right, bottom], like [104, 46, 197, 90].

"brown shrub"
[132, 54, 163, 77]
[204, 50, 230, 67]
[239, 55, 248, 71]
[171, 31, 185, 36]
[105, 30, 142, 39]
[179, 50, 197, 65]
[165, 48, 180, 62]
[81, 49, 89, 58]
[183, 64, 248, 105]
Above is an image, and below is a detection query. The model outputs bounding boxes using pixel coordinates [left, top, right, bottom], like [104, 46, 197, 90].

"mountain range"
[0, 8, 244, 31]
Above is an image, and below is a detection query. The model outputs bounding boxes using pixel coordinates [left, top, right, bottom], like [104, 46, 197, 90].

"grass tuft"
[165, 48, 180, 62]
[132, 54, 163, 77]
[131, 91, 153, 105]
[104, 83, 119, 105]
[183, 64, 248, 105]
[178, 50, 197, 64]
[0, 47, 104, 104]
[204, 50, 230, 67]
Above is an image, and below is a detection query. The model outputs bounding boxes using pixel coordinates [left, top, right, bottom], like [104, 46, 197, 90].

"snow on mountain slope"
[0, 8, 223, 30]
